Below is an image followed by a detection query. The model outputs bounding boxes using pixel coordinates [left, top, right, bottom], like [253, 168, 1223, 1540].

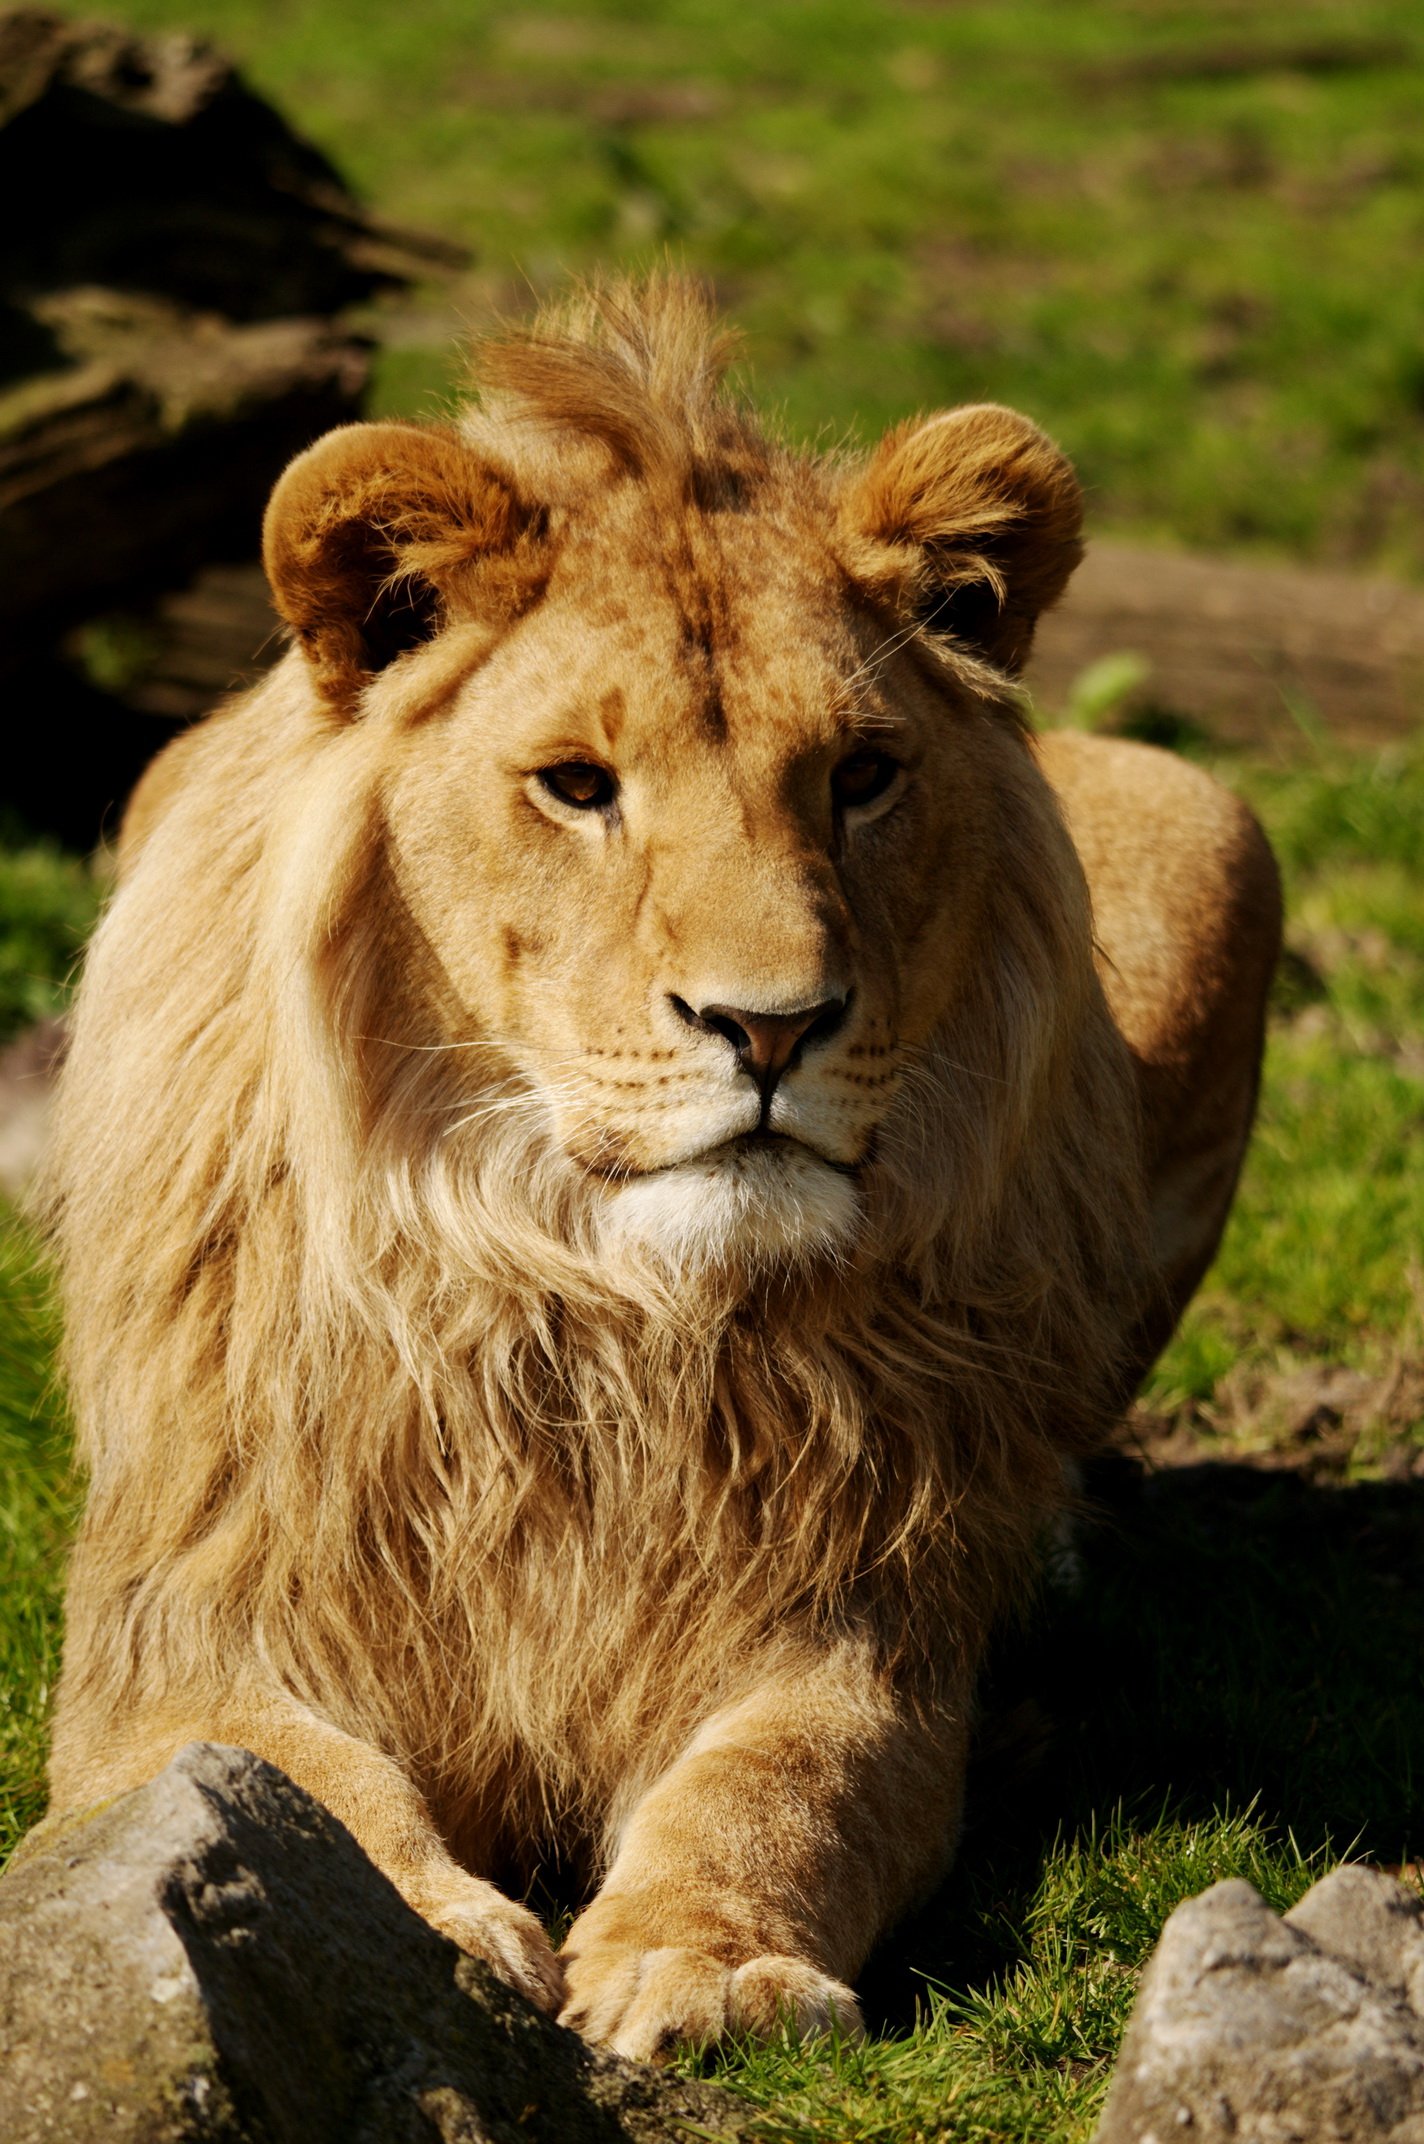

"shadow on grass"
[860, 1453, 1424, 2034]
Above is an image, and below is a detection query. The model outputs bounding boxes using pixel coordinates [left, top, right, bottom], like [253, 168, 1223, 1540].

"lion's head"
[258, 280, 1106, 1288]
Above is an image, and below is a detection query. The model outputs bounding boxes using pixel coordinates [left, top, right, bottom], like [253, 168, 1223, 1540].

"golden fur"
[43, 280, 1279, 2057]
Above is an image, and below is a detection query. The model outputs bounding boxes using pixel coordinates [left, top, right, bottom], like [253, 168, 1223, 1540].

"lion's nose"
[669, 994, 849, 1098]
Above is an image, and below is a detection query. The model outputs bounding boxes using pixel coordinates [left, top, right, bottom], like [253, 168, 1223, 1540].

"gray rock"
[1286, 1864, 1424, 2016]
[0, 1742, 745, 2143]
[1094, 1868, 1424, 2144]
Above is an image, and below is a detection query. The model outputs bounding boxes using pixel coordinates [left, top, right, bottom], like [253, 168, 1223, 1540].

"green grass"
[709, 1812, 1326, 2143]
[43, 0, 1424, 575]
[0, 836, 102, 1045]
[1148, 736, 1424, 1413]
[0, 1214, 74, 1868]
[7, 1, 1424, 2132]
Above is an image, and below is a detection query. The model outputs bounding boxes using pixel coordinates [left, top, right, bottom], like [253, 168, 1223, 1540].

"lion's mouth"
[576, 1127, 859, 1186]
[609, 1130, 861, 1183]
[720, 1130, 860, 1177]
[593, 1120, 867, 1271]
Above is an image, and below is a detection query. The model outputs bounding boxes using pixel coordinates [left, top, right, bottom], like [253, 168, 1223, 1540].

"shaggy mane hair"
[474, 278, 749, 482]
[43, 280, 1147, 1859]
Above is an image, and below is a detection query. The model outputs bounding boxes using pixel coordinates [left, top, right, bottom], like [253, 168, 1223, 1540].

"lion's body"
[44, 283, 1279, 2056]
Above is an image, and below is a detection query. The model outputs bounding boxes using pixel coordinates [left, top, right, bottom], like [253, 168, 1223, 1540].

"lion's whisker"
[439, 1085, 589, 1138]
[841, 612, 932, 692]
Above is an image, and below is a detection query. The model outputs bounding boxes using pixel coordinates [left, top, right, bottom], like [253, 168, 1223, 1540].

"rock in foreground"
[0, 1742, 745, 2143]
[1095, 1865, 1424, 2143]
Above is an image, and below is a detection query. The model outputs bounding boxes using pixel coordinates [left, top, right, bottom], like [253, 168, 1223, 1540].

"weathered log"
[0, 6, 466, 659]
[0, 293, 368, 647]
[0, 7, 462, 322]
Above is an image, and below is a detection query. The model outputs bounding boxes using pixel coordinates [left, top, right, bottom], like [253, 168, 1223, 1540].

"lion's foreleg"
[51, 1689, 563, 2013]
[559, 1643, 967, 2060]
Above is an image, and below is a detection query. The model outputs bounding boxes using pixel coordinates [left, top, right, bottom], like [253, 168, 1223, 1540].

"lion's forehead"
[477, 510, 889, 771]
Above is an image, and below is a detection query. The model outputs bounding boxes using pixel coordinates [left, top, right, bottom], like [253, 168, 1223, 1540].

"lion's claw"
[558, 1941, 863, 2063]
[417, 1873, 565, 2014]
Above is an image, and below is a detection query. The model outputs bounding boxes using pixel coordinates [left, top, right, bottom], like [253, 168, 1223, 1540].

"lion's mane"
[44, 284, 1148, 1855]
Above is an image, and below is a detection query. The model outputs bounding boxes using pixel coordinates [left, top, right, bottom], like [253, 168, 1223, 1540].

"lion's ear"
[840, 405, 1082, 675]
[262, 422, 540, 710]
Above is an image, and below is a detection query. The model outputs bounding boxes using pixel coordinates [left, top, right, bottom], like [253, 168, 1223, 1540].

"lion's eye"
[538, 762, 617, 810]
[832, 750, 899, 810]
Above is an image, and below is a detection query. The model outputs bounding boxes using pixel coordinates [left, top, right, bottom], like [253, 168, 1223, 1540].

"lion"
[41, 279, 1280, 2061]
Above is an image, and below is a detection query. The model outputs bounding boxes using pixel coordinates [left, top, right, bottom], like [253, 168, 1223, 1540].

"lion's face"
[382, 510, 1014, 1270]
[264, 387, 1083, 1274]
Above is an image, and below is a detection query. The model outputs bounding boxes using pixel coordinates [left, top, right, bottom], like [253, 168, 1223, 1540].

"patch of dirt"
[1125, 1354, 1424, 1484]
[1281, 1000, 1424, 1082]
[1081, 35, 1412, 88]
[1028, 538, 1424, 748]
[0, 1015, 65, 1201]
[444, 68, 729, 126]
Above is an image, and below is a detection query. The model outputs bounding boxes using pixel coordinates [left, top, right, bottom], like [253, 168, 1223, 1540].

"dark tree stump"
[0, 7, 465, 663]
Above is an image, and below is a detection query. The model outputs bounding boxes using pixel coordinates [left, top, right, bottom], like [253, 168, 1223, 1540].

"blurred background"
[2, 5, 1423, 2137]
[7, 0, 1424, 800]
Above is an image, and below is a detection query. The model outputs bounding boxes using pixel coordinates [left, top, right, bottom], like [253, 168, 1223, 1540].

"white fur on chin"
[599, 1139, 861, 1276]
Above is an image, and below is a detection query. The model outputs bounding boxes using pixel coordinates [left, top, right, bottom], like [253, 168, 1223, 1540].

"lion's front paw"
[414, 1871, 564, 2015]
[558, 1942, 863, 2063]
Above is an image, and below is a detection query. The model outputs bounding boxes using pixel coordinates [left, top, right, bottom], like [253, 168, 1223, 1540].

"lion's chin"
[597, 1137, 861, 1278]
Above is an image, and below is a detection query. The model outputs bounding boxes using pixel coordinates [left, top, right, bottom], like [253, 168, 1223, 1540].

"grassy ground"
[0, 836, 102, 1045]
[6, 0, 1424, 2134]
[0, 1218, 73, 1870]
[1149, 733, 1424, 1417]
